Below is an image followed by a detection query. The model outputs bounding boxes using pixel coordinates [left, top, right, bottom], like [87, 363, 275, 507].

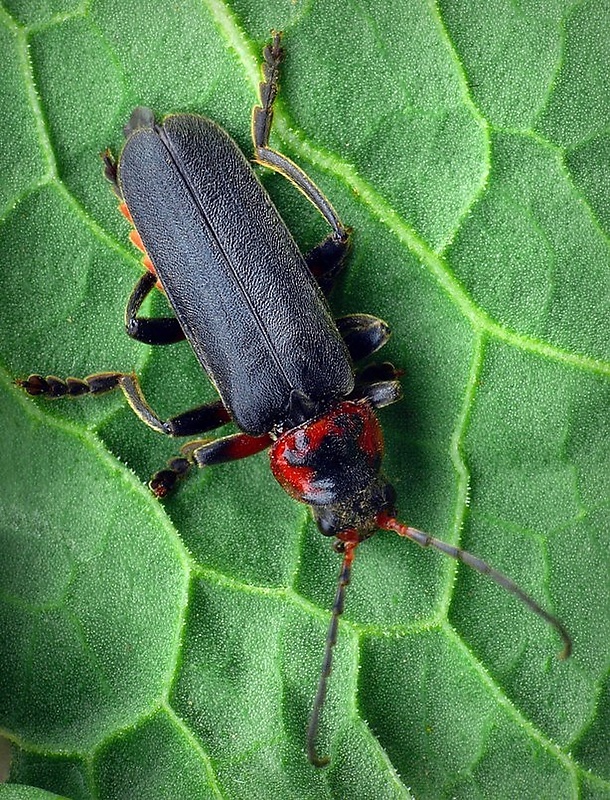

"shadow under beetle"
[18, 33, 571, 766]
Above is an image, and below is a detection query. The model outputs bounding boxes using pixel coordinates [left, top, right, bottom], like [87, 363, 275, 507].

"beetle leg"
[125, 271, 185, 345]
[348, 360, 403, 408]
[115, 373, 229, 437]
[252, 33, 349, 244]
[101, 148, 122, 199]
[305, 234, 350, 295]
[335, 314, 391, 362]
[150, 431, 272, 497]
[18, 370, 230, 434]
[348, 380, 402, 409]
[355, 361, 402, 385]
[185, 431, 272, 466]
[162, 402, 231, 436]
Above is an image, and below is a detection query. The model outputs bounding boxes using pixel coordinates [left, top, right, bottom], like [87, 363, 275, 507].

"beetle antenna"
[307, 537, 359, 767]
[377, 513, 572, 660]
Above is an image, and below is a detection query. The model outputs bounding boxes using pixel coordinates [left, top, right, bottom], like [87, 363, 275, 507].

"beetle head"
[123, 106, 156, 137]
[270, 400, 396, 536]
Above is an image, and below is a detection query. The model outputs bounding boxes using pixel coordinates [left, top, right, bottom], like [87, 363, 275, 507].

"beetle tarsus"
[149, 458, 190, 498]
[17, 372, 124, 398]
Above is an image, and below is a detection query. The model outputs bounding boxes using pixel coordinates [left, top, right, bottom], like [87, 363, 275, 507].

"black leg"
[18, 371, 230, 435]
[183, 431, 272, 466]
[349, 360, 403, 408]
[335, 314, 391, 362]
[125, 271, 185, 345]
[306, 234, 350, 295]
[117, 373, 229, 435]
[150, 431, 272, 497]
[355, 361, 401, 385]
[349, 380, 402, 409]
[101, 148, 122, 199]
[252, 33, 350, 245]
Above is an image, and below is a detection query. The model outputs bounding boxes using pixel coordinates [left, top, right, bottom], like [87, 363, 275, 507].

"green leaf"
[0, 786, 68, 800]
[1, 1, 609, 798]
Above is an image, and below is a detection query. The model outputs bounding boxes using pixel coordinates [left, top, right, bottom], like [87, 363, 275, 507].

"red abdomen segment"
[269, 400, 383, 506]
[119, 201, 159, 284]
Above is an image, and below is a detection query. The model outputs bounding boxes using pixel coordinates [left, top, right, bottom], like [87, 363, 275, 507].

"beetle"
[17, 33, 571, 767]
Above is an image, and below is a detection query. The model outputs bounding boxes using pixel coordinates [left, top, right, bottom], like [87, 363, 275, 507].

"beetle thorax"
[269, 400, 396, 536]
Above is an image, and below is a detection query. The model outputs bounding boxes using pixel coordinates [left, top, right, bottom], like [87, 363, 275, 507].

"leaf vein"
[442, 623, 581, 794]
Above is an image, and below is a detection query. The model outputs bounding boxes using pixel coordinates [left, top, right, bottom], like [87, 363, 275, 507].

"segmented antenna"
[307, 537, 359, 767]
[377, 513, 572, 660]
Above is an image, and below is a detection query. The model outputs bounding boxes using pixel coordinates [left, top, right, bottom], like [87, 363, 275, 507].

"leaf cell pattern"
[0, 1, 609, 799]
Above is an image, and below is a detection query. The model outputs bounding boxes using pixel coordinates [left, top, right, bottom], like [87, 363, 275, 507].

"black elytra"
[119, 112, 354, 436]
